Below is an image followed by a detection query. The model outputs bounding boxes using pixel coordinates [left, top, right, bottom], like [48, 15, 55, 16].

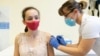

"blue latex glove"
[57, 35, 67, 46]
[50, 35, 60, 49]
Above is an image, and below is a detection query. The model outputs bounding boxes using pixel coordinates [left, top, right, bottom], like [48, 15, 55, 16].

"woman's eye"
[34, 16, 39, 20]
[28, 17, 33, 20]
[27, 15, 39, 20]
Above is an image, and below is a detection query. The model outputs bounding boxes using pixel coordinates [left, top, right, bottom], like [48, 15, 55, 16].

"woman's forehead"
[25, 9, 39, 16]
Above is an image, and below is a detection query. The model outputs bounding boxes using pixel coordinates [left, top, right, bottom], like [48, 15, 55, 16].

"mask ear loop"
[70, 8, 77, 20]
[73, 13, 78, 24]
[64, 8, 75, 17]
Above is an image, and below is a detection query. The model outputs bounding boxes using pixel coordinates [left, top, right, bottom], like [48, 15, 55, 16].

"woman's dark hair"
[22, 6, 40, 32]
[58, 0, 87, 16]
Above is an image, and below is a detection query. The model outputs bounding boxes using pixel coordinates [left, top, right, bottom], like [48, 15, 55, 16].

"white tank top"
[17, 31, 48, 56]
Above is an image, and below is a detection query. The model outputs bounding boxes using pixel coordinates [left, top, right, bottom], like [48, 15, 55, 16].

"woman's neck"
[26, 30, 39, 37]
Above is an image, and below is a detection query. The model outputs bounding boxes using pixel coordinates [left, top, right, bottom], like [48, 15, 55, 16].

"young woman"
[50, 0, 100, 56]
[14, 7, 54, 56]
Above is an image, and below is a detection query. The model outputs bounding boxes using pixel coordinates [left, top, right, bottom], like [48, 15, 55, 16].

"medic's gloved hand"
[50, 35, 60, 49]
[57, 35, 67, 46]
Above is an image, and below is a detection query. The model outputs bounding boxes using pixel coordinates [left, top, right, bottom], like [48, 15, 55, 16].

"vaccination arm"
[47, 34, 54, 56]
[56, 35, 82, 47]
[14, 36, 20, 56]
[58, 37, 96, 56]
[47, 43, 54, 56]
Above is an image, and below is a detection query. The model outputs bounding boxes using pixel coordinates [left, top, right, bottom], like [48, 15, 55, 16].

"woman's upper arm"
[14, 36, 20, 56]
[46, 33, 54, 56]
[47, 43, 55, 56]
[78, 38, 96, 55]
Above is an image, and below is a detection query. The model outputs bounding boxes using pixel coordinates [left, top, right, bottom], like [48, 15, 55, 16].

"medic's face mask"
[63, 8, 76, 26]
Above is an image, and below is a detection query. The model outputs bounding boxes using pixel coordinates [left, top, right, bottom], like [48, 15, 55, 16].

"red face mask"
[26, 21, 39, 31]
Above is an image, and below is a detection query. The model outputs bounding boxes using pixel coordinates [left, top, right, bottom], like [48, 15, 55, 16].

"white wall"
[0, 0, 88, 51]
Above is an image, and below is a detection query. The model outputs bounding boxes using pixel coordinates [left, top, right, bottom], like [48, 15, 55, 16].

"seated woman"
[14, 6, 54, 56]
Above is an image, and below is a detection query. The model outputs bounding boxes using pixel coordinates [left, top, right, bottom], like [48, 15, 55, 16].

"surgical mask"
[26, 21, 39, 30]
[65, 18, 76, 26]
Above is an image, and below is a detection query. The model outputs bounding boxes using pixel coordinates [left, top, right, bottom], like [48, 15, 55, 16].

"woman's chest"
[19, 34, 48, 56]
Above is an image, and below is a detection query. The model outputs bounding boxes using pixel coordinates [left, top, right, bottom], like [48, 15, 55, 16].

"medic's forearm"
[66, 44, 78, 48]
[58, 45, 85, 56]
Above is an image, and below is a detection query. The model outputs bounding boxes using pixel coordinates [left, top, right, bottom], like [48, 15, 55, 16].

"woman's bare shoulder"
[40, 31, 51, 43]
[15, 32, 25, 42]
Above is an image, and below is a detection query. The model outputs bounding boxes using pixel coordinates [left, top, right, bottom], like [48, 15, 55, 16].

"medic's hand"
[57, 35, 67, 46]
[50, 35, 60, 49]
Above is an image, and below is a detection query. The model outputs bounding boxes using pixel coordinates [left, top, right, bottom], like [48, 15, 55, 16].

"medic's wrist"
[57, 45, 62, 50]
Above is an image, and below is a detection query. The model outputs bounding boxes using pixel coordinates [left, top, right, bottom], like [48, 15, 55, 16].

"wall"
[0, 0, 88, 51]
[0, 7, 10, 51]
